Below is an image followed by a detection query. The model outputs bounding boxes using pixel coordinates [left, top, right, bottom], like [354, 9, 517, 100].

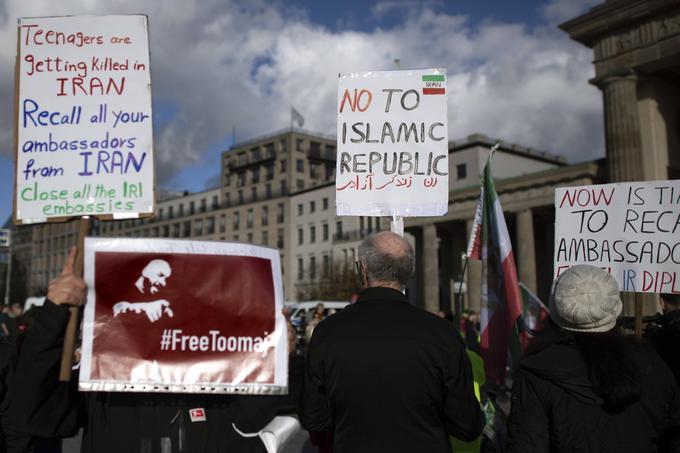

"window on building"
[247, 233, 253, 243]
[162, 225, 169, 237]
[224, 172, 231, 186]
[225, 193, 231, 207]
[322, 198, 328, 210]
[168, 206, 174, 219]
[280, 139, 287, 152]
[194, 219, 203, 236]
[323, 223, 329, 241]
[200, 198, 206, 213]
[266, 165, 274, 180]
[252, 167, 260, 184]
[310, 256, 316, 280]
[281, 180, 288, 195]
[247, 209, 253, 228]
[277, 229, 284, 249]
[238, 190, 244, 204]
[297, 228, 303, 245]
[277, 203, 284, 223]
[310, 225, 316, 243]
[297, 204, 303, 216]
[262, 230, 268, 246]
[264, 143, 274, 158]
[336, 221, 343, 239]
[159, 208, 164, 220]
[178, 204, 184, 217]
[172, 223, 180, 237]
[296, 139, 304, 151]
[280, 159, 287, 173]
[297, 180, 304, 189]
[233, 212, 240, 230]
[262, 206, 269, 226]
[234, 234, 239, 242]
[296, 159, 304, 172]
[190, 201, 195, 215]
[310, 201, 316, 213]
[457, 163, 467, 180]
[206, 216, 215, 235]
[266, 183, 272, 198]
[183, 221, 191, 237]
[310, 163, 319, 179]
[251, 147, 261, 161]
[297, 258, 303, 280]
[326, 164, 334, 180]
[323, 255, 330, 277]
[237, 172, 246, 187]
[220, 215, 226, 233]
[251, 187, 257, 202]
[212, 196, 219, 210]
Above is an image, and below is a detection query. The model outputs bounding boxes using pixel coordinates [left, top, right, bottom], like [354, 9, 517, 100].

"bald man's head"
[358, 232, 415, 290]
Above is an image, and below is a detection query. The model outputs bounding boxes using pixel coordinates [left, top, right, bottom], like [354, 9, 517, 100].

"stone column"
[423, 224, 439, 313]
[598, 71, 645, 182]
[465, 220, 482, 313]
[516, 209, 537, 293]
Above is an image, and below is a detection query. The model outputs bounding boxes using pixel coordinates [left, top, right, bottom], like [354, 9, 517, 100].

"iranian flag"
[466, 160, 523, 385]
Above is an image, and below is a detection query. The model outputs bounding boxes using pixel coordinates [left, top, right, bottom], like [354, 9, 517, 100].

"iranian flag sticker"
[422, 74, 446, 95]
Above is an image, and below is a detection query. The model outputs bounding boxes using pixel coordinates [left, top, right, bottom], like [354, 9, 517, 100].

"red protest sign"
[79, 238, 287, 394]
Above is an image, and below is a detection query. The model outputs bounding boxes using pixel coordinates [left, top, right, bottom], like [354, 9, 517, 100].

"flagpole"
[455, 252, 469, 329]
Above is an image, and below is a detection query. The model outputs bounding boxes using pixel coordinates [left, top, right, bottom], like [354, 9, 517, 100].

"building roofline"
[449, 133, 567, 165]
[228, 127, 336, 151]
[559, 0, 680, 47]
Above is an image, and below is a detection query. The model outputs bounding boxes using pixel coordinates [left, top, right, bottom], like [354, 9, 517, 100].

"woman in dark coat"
[507, 265, 680, 453]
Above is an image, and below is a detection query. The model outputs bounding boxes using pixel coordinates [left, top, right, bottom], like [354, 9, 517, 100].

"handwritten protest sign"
[80, 238, 288, 394]
[554, 180, 680, 294]
[336, 69, 448, 217]
[14, 15, 153, 224]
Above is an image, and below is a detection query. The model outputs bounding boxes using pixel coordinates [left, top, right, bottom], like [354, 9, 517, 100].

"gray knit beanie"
[549, 265, 622, 333]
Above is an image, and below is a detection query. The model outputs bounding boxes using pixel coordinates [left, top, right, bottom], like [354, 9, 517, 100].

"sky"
[0, 0, 603, 225]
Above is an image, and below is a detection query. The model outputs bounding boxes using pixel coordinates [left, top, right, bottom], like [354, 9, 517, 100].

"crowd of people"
[0, 232, 678, 452]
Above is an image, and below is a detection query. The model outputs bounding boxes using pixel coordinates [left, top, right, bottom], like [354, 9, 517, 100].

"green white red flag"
[466, 160, 523, 384]
[519, 282, 549, 335]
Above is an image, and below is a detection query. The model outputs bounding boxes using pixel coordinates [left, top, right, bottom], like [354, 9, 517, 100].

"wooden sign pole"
[634, 292, 643, 338]
[59, 216, 90, 381]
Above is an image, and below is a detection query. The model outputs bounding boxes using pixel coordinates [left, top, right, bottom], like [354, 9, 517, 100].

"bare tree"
[296, 259, 360, 301]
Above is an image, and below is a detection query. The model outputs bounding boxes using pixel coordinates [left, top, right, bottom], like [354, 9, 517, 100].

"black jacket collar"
[356, 287, 408, 304]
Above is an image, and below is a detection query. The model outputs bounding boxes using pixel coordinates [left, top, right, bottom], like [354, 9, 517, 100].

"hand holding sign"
[47, 246, 87, 307]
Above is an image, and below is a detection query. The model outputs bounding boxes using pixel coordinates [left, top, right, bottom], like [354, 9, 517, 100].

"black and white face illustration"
[135, 259, 172, 294]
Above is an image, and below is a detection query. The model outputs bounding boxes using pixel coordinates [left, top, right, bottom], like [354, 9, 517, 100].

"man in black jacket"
[299, 232, 484, 453]
[646, 293, 680, 384]
[8, 247, 281, 453]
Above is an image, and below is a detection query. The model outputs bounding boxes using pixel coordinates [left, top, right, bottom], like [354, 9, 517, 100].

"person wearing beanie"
[507, 265, 680, 453]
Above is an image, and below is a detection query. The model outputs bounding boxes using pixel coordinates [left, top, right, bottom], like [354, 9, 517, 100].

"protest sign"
[79, 238, 287, 394]
[336, 69, 448, 217]
[14, 15, 153, 224]
[554, 180, 680, 294]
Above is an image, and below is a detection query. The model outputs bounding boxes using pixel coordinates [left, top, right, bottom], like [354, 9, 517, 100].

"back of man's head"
[358, 232, 415, 290]
[661, 293, 680, 313]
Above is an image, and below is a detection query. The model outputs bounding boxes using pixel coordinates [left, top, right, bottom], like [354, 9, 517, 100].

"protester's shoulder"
[635, 338, 675, 380]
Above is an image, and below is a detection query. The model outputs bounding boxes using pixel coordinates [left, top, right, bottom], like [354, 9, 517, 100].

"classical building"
[561, 0, 680, 313]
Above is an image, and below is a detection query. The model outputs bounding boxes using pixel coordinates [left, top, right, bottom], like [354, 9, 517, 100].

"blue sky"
[0, 0, 602, 225]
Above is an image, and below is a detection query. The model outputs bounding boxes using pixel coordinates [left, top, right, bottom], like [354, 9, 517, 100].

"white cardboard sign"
[15, 15, 154, 224]
[335, 69, 448, 217]
[554, 180, 680, 294]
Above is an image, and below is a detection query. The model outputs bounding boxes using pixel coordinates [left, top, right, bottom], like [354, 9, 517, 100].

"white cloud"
[541, 0, 600, 24]
[0, 0, 603, 190]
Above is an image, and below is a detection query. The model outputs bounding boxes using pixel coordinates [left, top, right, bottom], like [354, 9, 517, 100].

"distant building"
[15, 126, 575, 307]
